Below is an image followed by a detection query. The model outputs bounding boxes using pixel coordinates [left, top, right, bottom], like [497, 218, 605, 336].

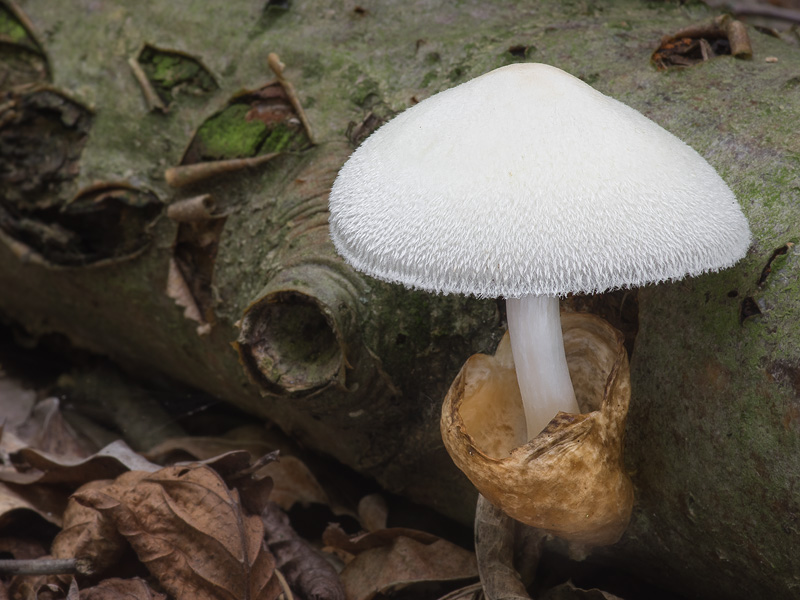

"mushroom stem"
[506, 295, 580, 439]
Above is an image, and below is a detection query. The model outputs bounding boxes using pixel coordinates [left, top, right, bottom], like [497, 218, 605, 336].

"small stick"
[167, 194, 217, 222]
[716, 16, 752, 58]
[128, 56, 168, 113]
[268, 53, 315, 144]
[661, 16, 752, 60]
[165, 153, 280, 187]
[699, 38, 715, 61]
[0, 558, 93, 576]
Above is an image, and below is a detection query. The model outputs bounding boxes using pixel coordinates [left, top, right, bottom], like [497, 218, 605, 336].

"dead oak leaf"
[0, 481, 67, 528]
[52, 477, 142, 576]
[0, 374, 36, 431]
[323, 525, 478, 600]
[78, 577, 167, 600]
[13, 398, 96, 460]
[539, 581, 625, 600]
[0, 440, 159, 486]
[73, 464, 281, 600]
[148, 435, 331, 513]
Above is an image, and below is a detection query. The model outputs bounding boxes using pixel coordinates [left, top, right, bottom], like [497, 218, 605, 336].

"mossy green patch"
[0, 6, 31, 45]
[420, 70, 437, 88]
[261, 122, 297, 153]
[138, 46, 218, 104]
[195, 103, 268, 159]
[423, 51, 441, 65]
[346, 65, 381, 107]
[301, 56, 325, 79]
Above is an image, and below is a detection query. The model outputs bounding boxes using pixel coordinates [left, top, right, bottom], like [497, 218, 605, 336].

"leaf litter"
[0, 369, 482, 600]
[1, 339, 648, 599]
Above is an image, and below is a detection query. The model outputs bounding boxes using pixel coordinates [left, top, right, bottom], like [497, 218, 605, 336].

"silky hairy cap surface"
[328, 63, 751, 298]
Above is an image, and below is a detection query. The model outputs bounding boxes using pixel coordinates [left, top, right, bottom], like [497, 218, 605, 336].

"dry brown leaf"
[323, 525, 439, 555]
[0, 378, 94, 460]
[0, 483, 51, 528]
[0, 482, 67, 528]
[539, 581, 624, 600]
[150, 426, 358, 518]
[146, 429, 275, 464]
[168, 449, 278, 517]
[261, 502, 345, 600]
[180, 449, 255, 478]
[14, 398, 95, 460]
[73, 463, 282, 600]
[343, 537, 477, 600]
[7, 567, 68, 600]
[323, 525, 478, 600]
[167, 257, 207, 330]
[257, 455, 329, 511]
[151, 436, 326, 511]
[0, 428, 27, 455]
[167, 215, 227, 336]
[0, 537, 47, 561]
[78, 577, 167, 600]
[0, 440, 160, 486]
[51, 476, 146, 576]
[0, 375, 36, 430]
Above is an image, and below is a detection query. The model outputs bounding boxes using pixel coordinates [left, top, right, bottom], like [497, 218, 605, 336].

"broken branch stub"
[652, 15, 752, 69]
[441, 312, 634, 548]
[236, 263, 357, 396]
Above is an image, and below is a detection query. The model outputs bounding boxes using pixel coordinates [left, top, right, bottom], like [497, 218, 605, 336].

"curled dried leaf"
[78, 577, 168, 600]
[0, 440, 160, 486]
[72, 464, 282, 600]
[51, 477, 140, 576]
[323, 525, 478, 600]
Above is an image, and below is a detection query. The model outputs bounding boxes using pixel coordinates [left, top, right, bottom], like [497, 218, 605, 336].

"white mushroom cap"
[329, 63, 751, 298]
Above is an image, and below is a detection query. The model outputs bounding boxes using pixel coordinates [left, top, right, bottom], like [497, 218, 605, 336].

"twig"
[716, 15, 752, 58]
[274, 568, 295, 600]
[129, 56, 168, 113]
[0, 558, 93, 576]
[167, 194, 217, 222]
[268, 53, 315, 144]
[164, 153, 280, 187]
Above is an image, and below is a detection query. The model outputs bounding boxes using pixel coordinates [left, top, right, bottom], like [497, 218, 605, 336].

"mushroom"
[328, 63, 751, 441]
